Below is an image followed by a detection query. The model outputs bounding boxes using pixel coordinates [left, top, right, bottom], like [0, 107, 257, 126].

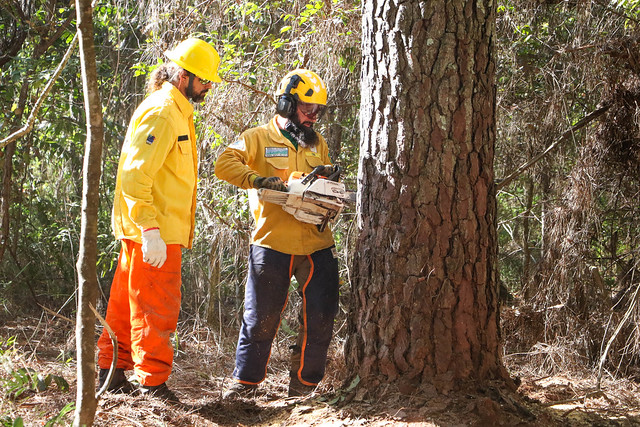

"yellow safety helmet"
[165, 38, 221, 83]
[276, 69, 327, 106]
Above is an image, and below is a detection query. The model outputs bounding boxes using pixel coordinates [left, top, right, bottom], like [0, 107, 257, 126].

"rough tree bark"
[73, 0, 103, 424]
[345, 0, 511, 394]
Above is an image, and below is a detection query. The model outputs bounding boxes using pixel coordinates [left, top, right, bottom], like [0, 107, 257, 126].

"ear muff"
[276, 74, 302, 119]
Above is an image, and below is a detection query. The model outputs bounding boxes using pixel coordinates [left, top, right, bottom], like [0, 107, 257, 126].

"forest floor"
[1, 310, 640, 426]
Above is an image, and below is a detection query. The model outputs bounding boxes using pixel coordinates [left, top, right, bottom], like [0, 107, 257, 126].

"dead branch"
[543, 389, 612, 407]
[90, 304, 118, 400]
[497, 105, 610, 191]
[39, 303, 74, 323]
[223, 77, 276, 104]
[597, 283, 640, 390]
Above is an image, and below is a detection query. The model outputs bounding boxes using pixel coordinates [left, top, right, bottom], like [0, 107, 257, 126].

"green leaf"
[345, 375, 360, 392]
[44, 402, 75, 427]
[52, 375, 69, 392]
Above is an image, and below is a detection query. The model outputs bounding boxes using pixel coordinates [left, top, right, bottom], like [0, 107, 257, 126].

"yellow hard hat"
[165, 38, 221, 83]
[276, 69, 327, 105]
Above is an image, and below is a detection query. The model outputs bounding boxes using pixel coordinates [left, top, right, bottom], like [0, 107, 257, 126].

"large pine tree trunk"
[73, 0, 104, 424]
[346, 0, 510, 394]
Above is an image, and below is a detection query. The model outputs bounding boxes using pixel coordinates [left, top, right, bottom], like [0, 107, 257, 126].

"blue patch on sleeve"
[146, 134, 155, 145]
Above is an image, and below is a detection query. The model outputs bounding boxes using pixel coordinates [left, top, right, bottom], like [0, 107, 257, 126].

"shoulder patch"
[146, 134, 155, 145]
[229, 139, 246, 150]
[177, 135, 189, 141]
[265, 147, 289, 158]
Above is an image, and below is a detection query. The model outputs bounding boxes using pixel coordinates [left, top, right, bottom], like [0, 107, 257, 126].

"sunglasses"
[186, 71, 211, 86]
[298, 100, 327, 119]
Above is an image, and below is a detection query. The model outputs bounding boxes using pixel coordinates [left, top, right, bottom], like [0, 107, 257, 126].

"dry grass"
[2, 311, 640, 426]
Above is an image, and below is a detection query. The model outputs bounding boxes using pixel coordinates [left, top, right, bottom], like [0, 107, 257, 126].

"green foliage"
[1, 368, 69, 400]
[0, 416, 24, 427]
[0, 0, 145, 317]
[1, 337, 69, 402]
[0, 0, 361, 332]
[44, 402, 74, 427]
[611, 0, 640, 21]
[322, 374, 359, 405]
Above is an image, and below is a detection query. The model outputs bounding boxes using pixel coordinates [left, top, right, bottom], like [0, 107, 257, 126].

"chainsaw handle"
[326, 165, 342, 182]
[301, 165, 342, 185]
[301, 166, 323, 185]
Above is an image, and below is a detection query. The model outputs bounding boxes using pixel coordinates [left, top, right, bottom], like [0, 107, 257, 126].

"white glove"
[141, 228, 167, 268]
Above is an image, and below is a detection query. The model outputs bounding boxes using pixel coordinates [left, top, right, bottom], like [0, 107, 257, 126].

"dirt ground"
[1, 315, 640, 426]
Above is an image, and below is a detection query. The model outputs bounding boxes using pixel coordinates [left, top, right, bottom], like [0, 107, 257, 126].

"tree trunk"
[207, 235, 221, 329]
[346, 0, 510, 395]
[73, 0, 104, 424]
[0, 140, 16, 264]
[0, 82, 29, 264]
[521, 177, 534, 288]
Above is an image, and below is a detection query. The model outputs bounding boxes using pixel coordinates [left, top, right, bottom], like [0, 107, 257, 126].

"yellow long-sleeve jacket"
[112, 82, 198, 248]
[215, 116, 335, 255]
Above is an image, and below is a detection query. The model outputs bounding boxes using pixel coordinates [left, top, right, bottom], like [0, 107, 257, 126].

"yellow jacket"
[215, 116, 335, 255]
[112, 82, 198, 248]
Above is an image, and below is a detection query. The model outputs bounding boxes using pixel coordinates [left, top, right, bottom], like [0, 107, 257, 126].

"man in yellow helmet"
[96, 38, 221, 402]
[215, 69, 340, 398]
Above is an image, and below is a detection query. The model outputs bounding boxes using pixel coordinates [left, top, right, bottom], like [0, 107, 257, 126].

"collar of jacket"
[161, 81, 194, 120]
[267, 115, 297, 149]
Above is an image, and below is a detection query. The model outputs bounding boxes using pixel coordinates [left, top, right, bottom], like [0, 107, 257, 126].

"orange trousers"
[97, 239, 182, 386]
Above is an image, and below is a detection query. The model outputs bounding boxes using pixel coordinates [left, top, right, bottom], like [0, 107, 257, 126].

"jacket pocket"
[265, 156, 290, 172]
[178, 140, 192, 155]
[304, 153, 324, 169]
[175, 140, 195, 180]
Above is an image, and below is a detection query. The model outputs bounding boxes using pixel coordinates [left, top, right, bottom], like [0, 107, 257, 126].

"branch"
[592, 0, 640, 24]
[496, 105, 609, 191]
[542, 389, 609, 407]
[0, 32, 79, 150]
[223, 77, 276, 104]
[597, 283, 640, 390]
[90, 304, 118, 400]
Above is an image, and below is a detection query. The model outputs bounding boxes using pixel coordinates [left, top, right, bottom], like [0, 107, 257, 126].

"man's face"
[187, 76, 212, 103]
[287, 102, 324, 148]
[294, 100, 326, 127]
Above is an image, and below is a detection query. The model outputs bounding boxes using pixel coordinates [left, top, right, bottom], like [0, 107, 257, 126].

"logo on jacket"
[230, 139, 245, 150]
[265, 147, 289, 158]
[146, 134, 156, 145]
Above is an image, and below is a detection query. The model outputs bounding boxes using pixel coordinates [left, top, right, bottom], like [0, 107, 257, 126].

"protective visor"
[298, 100, 327, 119]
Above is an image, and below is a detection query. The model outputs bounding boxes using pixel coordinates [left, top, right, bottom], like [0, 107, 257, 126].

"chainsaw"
[257, 165, 355, 231]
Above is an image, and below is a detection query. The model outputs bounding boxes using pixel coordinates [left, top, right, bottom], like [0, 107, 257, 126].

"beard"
[187, 86, 208, 103]
[285, 115, 319, 148]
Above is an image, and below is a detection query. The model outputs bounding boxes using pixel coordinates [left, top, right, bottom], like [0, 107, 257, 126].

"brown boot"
[288, 375, 316, 397]
[222, 382, 258, 399]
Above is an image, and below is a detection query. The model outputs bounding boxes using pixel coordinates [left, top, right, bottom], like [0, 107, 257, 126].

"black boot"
[98, 368, 134, 393]
[139, 382, 180, 403]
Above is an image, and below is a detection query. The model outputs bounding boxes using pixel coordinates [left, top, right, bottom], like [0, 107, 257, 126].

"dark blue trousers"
[232, 245, 339, 385]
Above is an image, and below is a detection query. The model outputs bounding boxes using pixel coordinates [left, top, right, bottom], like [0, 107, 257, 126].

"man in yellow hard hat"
[215, 69, 340, 398]
[96, 37, 221, 402]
